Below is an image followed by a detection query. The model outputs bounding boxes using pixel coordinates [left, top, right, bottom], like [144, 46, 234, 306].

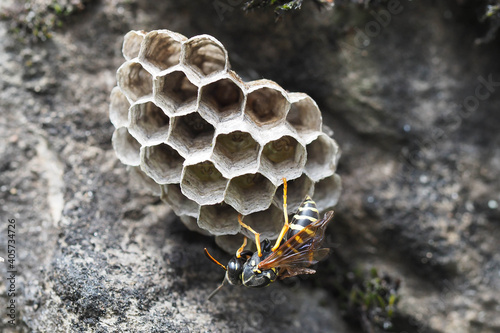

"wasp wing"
[258, 211, 334, 277]
[275, 248, 331, 279]
[278, 267, 317, 280]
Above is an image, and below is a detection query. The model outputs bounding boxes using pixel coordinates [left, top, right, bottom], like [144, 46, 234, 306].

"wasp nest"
[110, 30, 341, 252]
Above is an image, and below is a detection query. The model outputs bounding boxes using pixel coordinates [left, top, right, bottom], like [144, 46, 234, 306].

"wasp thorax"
[241, 252, 277, 288]
[111, 30, 342, 250]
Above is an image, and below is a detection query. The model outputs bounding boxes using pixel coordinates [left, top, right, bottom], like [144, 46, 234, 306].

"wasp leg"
[238, 214, 262, 257]
[236, 237, 248, 258]
[272, 177, 289, 252]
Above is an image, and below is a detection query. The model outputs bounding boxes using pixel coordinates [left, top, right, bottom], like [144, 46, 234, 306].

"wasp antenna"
[207, 277, 228, 301]
[204, 248, 227, 271]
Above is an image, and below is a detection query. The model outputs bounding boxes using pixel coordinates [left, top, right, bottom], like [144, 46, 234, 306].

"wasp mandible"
[205, 178, 334, 299]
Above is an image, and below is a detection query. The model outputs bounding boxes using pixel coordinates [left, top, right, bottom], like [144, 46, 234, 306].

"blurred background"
[0, 0, 499, 332]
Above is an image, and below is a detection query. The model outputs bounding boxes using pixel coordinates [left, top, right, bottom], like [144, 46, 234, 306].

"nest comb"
[110, 30, 341, 253]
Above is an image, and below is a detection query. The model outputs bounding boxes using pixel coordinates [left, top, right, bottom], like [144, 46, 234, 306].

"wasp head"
[226, 255, 246, 285]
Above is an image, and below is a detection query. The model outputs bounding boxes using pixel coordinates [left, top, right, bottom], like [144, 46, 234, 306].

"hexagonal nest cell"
[128, 100, 170, 146]
[305, 134, 340, 182]
[112, 127, 141, 166]
[273, 174, 314, 213]
[245, 83, 289, 127]
[179, 215, 211, 236]
[129, 166, 161, 195]
[111, 29, 342, 251]
[122, 30, 145, 61]
[215, 233, 247, 254]
[117, 61, 153, 102]
[141, 144, 183, 185]
[212, 131, 260, 177]
[199, 76, 244, 122]
[262, 136, 300, 164]
[154, 70, 198, 114]
[224, 173, 276, 215]
[168, 112, 215, 157]
[287, 93, 322, 142]
[109, 86, 130, 128]
[139, 30, 185, 73]
[242, 204, 284, 240]
[183, 36, 227, 77]
[198, 203, 240, 236]
[161, 184, 199, 218]
[181, 161, 228, 205]
[313, 174, 342, 212]
[260, 136, 306, 182]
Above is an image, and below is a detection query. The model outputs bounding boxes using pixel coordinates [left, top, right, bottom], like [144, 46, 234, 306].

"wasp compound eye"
[226, 256, 245, 285]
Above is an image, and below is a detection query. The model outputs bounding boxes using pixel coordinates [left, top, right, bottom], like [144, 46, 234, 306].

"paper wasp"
[204, 178, 334, 299]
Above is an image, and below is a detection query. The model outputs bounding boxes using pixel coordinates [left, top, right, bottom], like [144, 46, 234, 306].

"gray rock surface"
[0, 0, 499, 332]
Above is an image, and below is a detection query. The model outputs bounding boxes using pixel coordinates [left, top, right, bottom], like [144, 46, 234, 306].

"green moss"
[324, 263, 401, 332]
[348, 268, 401, 325]
[476, 1, 500, 44]
[243, 0, 326, 17]
[485, 3, 500, 18]
[0, 0, 93, 42]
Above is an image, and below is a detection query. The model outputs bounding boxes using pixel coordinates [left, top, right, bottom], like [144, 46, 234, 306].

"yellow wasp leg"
[272, 177, 289, 252]
[238, 214, 262, 257]
[236, 236, 248, 258]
